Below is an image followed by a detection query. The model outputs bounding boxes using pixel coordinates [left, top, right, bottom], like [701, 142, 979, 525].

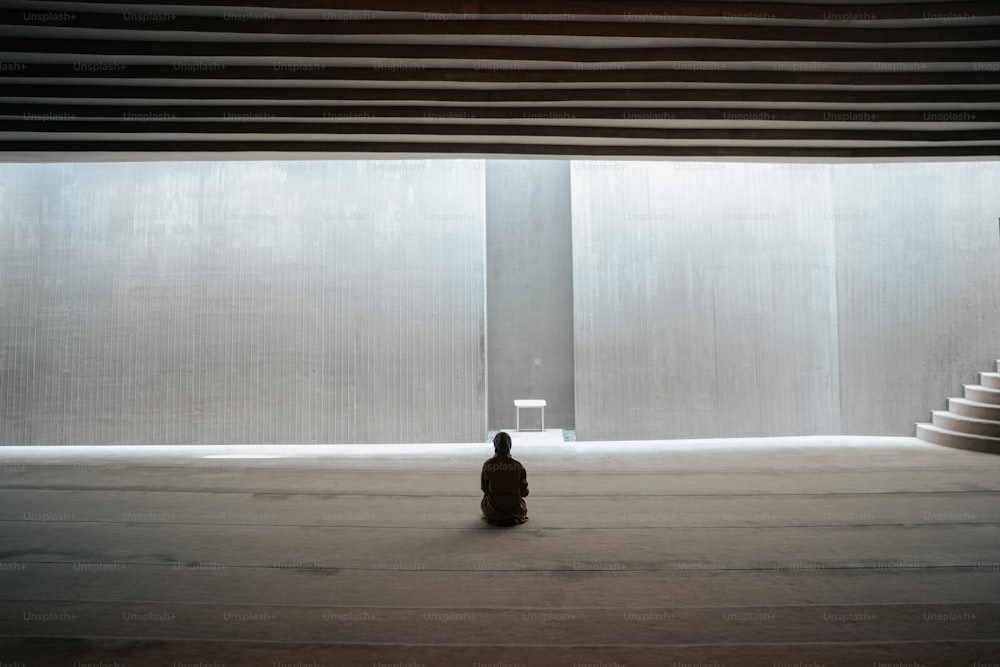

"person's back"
[481, 432, 528, 526]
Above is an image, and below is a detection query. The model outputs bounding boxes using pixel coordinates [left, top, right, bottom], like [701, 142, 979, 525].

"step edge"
[917, 423, 1000, 442]
[965, 384, 1000, 393]
[931, 410, 1000, 426]
[949, 397, 1000, 409]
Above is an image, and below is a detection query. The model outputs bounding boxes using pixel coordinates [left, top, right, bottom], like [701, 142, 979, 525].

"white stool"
[514, 399, 546, 432]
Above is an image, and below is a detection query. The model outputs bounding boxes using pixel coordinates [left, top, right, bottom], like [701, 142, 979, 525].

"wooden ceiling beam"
[8, 120, 1000, 142]
[6, 103, 998, 124]
[3, 37, 997, 63]
[4, 84, 998, 104]
[1, 139, 997, 159]
[48, 1, 1000, 23]
[5, 10, 1000, 42]
[3, 64, 998, 86]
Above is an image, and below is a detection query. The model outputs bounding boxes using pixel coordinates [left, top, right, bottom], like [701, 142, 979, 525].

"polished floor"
[1, 434, 999, 666]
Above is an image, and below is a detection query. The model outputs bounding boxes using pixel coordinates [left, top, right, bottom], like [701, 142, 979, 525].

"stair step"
[981, 372, 1000, 390]
[964, 384, 1000, 405]
[916, 423, 1000, 454]
[931, 410, 1000, 437]
[948, 397, 1000, 421]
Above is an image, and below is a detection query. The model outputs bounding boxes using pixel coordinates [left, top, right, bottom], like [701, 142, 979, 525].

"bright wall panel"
[572, 161, 1000, 441]
[572, 162, 842, 440]
[0, 160, 486, 445]
[833, 162, 1000, 435]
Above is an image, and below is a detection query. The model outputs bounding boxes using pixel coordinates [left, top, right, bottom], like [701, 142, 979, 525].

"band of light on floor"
[0, 436, 935, 465]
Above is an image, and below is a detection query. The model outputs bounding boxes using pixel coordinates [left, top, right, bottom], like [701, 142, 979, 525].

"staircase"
[916, 360, 1000, 454]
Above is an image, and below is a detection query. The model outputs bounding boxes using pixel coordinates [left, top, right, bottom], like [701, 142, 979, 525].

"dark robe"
[480, 454, 529, 524]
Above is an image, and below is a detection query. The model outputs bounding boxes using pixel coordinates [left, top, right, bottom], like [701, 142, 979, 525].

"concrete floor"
[1, 434, 999, 666]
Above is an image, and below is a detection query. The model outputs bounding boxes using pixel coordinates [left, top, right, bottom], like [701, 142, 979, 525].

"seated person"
[481, 431, 529, 526]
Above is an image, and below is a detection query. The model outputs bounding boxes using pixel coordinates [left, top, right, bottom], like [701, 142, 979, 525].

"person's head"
[493, 431, 512, 457]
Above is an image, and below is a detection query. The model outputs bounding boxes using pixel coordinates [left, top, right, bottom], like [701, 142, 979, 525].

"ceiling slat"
[5, 103, 997, 124]
[5, 37, 999, 63]
[5, 84, 997, 104]
[36, 0, 1000, 22]
[3, 64, 998, 86]
[6, 11, 1000, 42]
[3, 139, 999, 159]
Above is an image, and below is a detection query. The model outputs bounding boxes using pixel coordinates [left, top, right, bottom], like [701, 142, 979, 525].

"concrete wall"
[571, 161, 1000, 440]
[3, 159, 996, 445]
[485, 161, 575, 431]
[0, 160, 486, 445]
[571, 162, 840, 440]
[833, 163, 1000, 434]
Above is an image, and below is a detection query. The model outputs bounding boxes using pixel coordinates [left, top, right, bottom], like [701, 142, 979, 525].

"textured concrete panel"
[572, 162, 840, 440]
[0, 160, 486, 444]
[572, 161, 1000, 440]
[486, 160, 574, 431]
[833, 162, 1000, 435]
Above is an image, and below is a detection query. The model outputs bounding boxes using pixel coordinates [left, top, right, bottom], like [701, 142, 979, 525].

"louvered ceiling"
[2, 1, 999, 161]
